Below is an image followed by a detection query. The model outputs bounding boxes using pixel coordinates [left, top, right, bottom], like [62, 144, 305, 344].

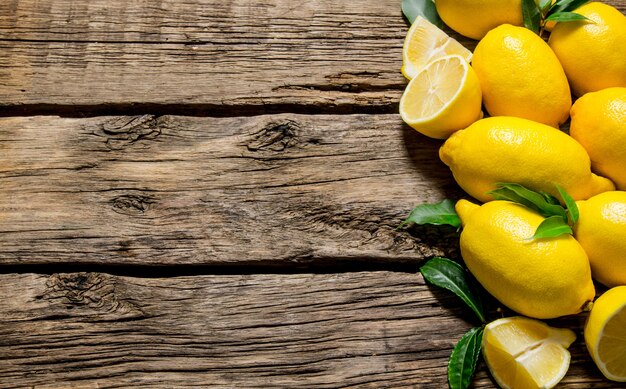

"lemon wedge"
[399, 54, 482, 139]
[483, 317, 575, 389]
[401, 16, 472, 80]
[585, 286, 626, 382]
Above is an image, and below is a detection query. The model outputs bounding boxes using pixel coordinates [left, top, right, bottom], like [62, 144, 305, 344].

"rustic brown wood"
[0, 114, 462, 266]
[0, 0, 438, 113]
[1, 0, 623, 114]
[0, 271, 616, 388]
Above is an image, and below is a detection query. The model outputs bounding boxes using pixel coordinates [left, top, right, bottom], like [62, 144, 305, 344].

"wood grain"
[0, 271, 616, 388]
[0, 0, 409, 113]
[1, 0, 623, 114]
[0, 114, 463, 266]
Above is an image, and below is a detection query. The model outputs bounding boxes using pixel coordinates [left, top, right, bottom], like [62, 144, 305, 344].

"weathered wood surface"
[2, 1, 626, 387]
[1, 0, 623, 114]
[0, 0, 408, 113]
[0, 114, 461, 266]
[0, 271, 614, 388]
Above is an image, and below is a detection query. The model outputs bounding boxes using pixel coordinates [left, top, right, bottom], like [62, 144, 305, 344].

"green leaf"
[549, 0, 590, 14]
[488, 183, 568, 222]
[398, 199, 460, 229]
[522, 0, 541, 33]
[448, 327, 484, 389]
[401, 0, 443, 27]
[540, 0, 553, 12]
[545, 11, 590, 22]
[556, 184, 579, 224]
[540, 191, 561, 205]
[531, 215, 573, 239]
[420, 257, 486, 323]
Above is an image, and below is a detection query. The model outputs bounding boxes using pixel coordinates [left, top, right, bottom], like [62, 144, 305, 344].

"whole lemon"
[439, 116, 615, 202]
[570, 87, 626, 190]
[549, 2, 626, 96]
[472, 25, 571, 128]
[574, 191, 626, 287]
[435, 0, 523, 40]
[456, 199, 595, 319]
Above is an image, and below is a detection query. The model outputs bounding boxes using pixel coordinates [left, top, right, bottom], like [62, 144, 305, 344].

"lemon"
[456, 199, 595, 319]
[399, 55, 482, 139]
[570, 87, 626, 190]
[483, 316, 576, 389]
[575, 191, 626, 287]
[401, 16, 472, 80]
[472, 24, 571, 128]
[549, 2, 626, 96]
[435, 0, 523, 40]
[584, 286, 626, 382]
[439, 116, 615, 202]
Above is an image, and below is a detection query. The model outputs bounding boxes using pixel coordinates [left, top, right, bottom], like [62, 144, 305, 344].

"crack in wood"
[246, 120, 301, 152]
[111, 194, 157, 216]
[38, 273, 147, 320]
[91, 115, 163, 150]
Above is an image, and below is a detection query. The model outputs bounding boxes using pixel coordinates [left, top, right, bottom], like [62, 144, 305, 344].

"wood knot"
[97, 115, 162, 150]
[43, 273, 144, 320]
[111, 194, 156, 216]
[247, 120, 300, 152]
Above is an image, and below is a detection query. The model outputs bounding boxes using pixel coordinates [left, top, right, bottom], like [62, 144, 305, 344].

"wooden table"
[1, 1, 624, 387]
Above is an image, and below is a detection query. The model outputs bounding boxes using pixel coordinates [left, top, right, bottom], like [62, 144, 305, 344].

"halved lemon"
[585, 286, 626, 382]
[399, 54, 482, 139]
[401, 16, 473, 80]
[483, 317, 576, 389]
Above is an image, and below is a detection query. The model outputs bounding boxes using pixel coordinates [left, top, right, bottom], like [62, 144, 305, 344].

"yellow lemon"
[435, 0, 523, 40]
[399, 55, 482, 139]
[439, 116, 615, 202]
[575, 191, 626, 287]
[483, 317, 576, 389]
[472, 24, 571, 128]
[549, 2, 626, 96]
[456, 199, 595, 319]
[584, 286, 626, 382]
[570, 87, 626, 190]
[401, 16, 473, 80]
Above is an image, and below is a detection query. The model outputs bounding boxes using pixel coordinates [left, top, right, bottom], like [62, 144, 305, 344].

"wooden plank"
[0, 271, 615, 388]
[0, 0, 431, 111]
[1, 0, 623, 113]
[0, 114, 461, 266]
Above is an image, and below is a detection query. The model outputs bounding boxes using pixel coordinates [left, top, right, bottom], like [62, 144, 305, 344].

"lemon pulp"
[483, 317, 575, 389]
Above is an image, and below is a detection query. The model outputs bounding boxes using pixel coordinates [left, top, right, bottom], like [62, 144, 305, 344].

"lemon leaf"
[545, 11, 590, 22]
[540, 0, 553, 12]
[531, 215, 573, 239]
[522, 0, 541, 33]
[549, 0, 590, 14]
[420, 257, 486, 323]
[488, 183, 568, 222]
[398, 199, 461, 229]
[540, 191, 562, 206]
[401, 0, 443, 27]
[448, 327, 484, 389]
[556, 184, 579, 224]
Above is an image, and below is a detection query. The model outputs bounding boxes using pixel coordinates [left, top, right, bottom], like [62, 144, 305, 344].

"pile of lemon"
[399, 1, 626, 388]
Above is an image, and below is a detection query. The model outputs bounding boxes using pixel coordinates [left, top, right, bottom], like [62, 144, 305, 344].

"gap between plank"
[0, 102, 399, 118]
[0, 261, 421, 278]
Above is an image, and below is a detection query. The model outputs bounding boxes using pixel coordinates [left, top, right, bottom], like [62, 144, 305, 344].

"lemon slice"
[585, 286, 626, 382]
[401, 16, 472, 80]
[483, 317, 576, 389]
[399, 54, 482, 139]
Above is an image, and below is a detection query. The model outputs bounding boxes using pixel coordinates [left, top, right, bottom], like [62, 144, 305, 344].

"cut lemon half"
[399, 54, 482, 139]
[401, 16, 472, 80]
[483, 317, 575, 389]
[585, 286, 626, 382]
